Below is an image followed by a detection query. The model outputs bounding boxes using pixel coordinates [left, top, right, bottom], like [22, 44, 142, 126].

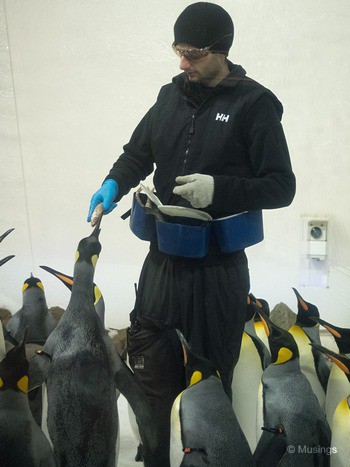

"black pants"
[127, 247, 250, 465]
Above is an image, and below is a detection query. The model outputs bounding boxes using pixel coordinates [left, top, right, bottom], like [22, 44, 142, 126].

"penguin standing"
[28, 222, 158, 466]
[0, 330, 56, 467]
[6, 275, 57, 344]
[232, 298, 270, 452]
[28, 222, 120, 466]
[5, 275, 56, 428]
[170, 330, 254, 467]
[311, 317, 350, 423]
[288, 287, 330, 408]
[310, 344, 350, 467]
[255, 312, 331, 466]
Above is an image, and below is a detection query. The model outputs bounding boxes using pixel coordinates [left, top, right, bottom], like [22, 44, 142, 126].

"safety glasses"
[172, 34, 232, 61]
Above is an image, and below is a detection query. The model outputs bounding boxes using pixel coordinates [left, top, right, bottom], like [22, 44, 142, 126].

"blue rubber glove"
[87, 179, 119, 222]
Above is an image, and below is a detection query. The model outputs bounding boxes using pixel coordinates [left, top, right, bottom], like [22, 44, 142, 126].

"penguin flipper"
[254, 428, 287, 467]
[114, 358, 158, 459]
[28, 351, 51, 390]
[311, 345, 330, 392]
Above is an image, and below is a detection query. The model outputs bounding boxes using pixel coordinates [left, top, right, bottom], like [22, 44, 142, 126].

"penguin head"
[75, 224, 102, 269]
[309, 317, 350, 355]
[22, 274, 45, 294]
[292, 287, 319, 327]
[176, 330, 220, 386]
[249, 293, 270, 322]
[310, 343, 350, 382]
[246, 295, 256, 322]
[0, 328, 29, 394]
[258, 309, 299, 364]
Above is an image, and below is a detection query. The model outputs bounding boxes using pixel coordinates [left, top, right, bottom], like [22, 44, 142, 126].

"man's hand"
[173, 174, 214, 209]
[87, 179, 119, 222]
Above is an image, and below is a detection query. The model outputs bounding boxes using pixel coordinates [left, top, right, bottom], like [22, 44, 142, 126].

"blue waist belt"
[129, 192, 264, 258]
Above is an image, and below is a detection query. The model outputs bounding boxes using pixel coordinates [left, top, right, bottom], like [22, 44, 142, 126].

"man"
[87, 3, 296, 465]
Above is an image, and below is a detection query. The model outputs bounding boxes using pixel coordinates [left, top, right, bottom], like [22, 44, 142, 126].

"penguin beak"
[310, 343, 350, 379]
[309, 317, 342, 339]
[40, 265, 74, 291]
[176, 329, 188, 365]
[257, 311, 270, 338]
[0, 228, 15, 243]
[0, 255, 15, 267]
[91, 215, 102, 238]
[292, 287, 308, 311]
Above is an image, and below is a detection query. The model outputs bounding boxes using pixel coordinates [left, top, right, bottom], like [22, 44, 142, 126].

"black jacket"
[106, 62, 295, 218]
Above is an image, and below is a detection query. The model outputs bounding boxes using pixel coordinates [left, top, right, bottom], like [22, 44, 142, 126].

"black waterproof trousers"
[127, 245, 250, 466]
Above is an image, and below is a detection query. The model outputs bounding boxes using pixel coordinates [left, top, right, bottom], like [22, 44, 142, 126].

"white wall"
[1, 0, 350, 328]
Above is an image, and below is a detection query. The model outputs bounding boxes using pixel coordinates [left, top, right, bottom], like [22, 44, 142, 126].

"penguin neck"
[69, 262, 95, 312]
[72, 262, 94, 290]
[268, 356, 300, 374]
[22, 292, 48, 312]
[0, 389, 31, 413]
[244, 318, 257, 337]
[302, 326, 320, 344]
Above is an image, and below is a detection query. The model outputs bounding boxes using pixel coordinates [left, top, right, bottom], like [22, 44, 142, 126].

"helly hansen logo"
[216, 113, 230, 122]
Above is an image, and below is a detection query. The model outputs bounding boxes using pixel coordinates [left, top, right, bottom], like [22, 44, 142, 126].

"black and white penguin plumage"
[232, 298, 270, 452]
[28, 222, 120, 466]
[6, 275, 57, 344]
[170, 330, 254, 467]
[0, 330, 56, 467]
[255, 312, 331, 466]
[39, 264, 105, 325]
[311, 317, 350, 422]
[288, 287, 330, 408]
[310, 344, 350, 467]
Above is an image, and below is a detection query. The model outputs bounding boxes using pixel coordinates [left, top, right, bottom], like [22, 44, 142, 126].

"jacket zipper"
[182, 107, 198, 174]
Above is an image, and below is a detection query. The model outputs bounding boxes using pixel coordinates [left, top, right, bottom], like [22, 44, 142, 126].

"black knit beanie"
[174, 2, 234, 52]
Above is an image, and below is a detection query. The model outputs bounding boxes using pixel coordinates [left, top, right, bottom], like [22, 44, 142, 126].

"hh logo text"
[215, 113, 230, 122]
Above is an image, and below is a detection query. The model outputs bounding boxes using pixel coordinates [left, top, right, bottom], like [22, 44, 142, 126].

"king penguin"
[255, 312, 331, 466]
[311, 317, 350, 423]
[28, 220, 159, 466]
[310, 344, 350, 467]
[6, 274, 57, 344]
[39, 264, 105, 325]
[0, 329, 56, 467]
[6, 275, 56, 428]
[232, 297, 270, 452]
[288, 287, 330, 408]
[28, 221, 121, 466]
[170, 330, 254, 467]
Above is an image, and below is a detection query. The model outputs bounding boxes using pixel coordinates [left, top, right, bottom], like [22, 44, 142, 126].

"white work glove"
[173, 173, 214, 209]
